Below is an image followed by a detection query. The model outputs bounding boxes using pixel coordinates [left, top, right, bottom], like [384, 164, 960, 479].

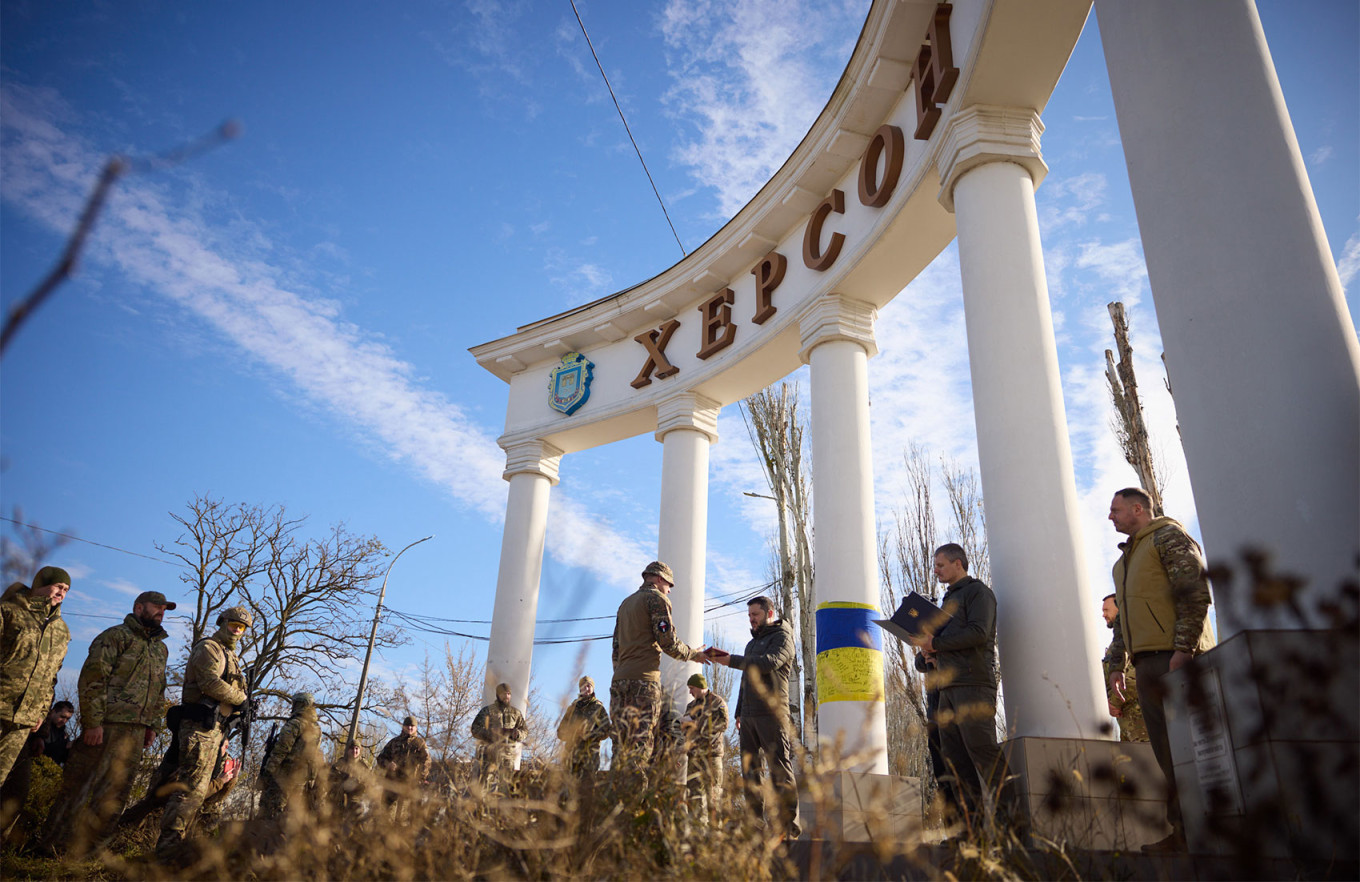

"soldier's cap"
[642, 560, 675, 585]
[292, 692, 314, 707]
[687, 673, 707, 690]
[495, 682, 512, 697]
[134, 590, 177, 610]
[579, 675, 594, 690]
[33, 566, 72, 590]
[217, 605, 254, 628]
[402, 715, 417, 727]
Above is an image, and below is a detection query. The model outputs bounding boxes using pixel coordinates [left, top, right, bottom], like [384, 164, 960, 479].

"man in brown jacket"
[609, 561, 703, 771]
[1107, 487, 1216, 853]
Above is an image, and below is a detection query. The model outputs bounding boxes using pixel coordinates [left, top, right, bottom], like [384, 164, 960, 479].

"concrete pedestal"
[797, 771, 923, 843]
[1165, 629, 1359, 860]
[1005, 736, 1170, 851]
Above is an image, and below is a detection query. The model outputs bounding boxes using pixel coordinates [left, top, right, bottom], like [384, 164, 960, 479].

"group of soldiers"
[0, 567, 437, 862]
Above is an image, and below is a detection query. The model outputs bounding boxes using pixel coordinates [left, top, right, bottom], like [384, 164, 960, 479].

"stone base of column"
[1004, 736, 1169, 851]
[1164, 629, 1359, 860]
[796, 770, 923, 842]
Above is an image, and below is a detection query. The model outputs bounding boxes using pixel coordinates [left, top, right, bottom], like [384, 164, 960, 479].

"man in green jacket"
[0, 567, 72, 785]
[41, 591, 173, 857]
[1107, 487, 1216, 853]
[157, 605, 252, 860]
[258, 692, 323, 823]
[472, 683, 526, 794]
[556, 676, 610, 779]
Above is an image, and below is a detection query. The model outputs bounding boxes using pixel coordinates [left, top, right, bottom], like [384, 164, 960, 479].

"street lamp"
[347, 534, 433, 747]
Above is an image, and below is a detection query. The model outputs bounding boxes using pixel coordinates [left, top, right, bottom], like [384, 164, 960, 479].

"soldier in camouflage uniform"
[1100, 594, 1147, 742]
[328, 740, 373, 824]
[0, 567, 71, 785]
[472, 682, 526, 794]
[609, 561, 703, 772]
[556, 676, 610, 779]
[258, 692, 323, 823]
[377, 715, 430, 816]
[681, 672, 727, 826]
[41, 591, 173, 857]
[156, 605, 252, 860]
[1107, 488, 1216, 852]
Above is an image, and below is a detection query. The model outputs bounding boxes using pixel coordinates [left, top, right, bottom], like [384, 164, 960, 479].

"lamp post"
[347, 535, 433, 747]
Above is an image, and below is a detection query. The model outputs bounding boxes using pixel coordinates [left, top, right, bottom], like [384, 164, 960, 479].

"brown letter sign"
[630, 319, 682, 388]
[912, 3, 958, 140]
[696, 289, 737, 360]
[803, 189, 846, 272]
[750, 251, 787, 325]
[858, 125, 905, 208]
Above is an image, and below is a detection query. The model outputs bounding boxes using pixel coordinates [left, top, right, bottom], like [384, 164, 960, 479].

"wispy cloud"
[1337, 229, 1360, 291]
[1308, 144, 1334, 166]
[0, 83, 643, 592]
[660, 0, 864, 217]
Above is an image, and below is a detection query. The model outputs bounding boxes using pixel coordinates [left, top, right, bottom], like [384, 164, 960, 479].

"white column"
[483, 438, 562, 710]
[656, 392, 720, 714]
[937, 106, 1108, 739]
[799, 295, 888, 774]
[1097, 1, 1360, 636]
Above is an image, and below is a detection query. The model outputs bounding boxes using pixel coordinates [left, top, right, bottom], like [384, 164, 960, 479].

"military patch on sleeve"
[656, 619, 671, 633]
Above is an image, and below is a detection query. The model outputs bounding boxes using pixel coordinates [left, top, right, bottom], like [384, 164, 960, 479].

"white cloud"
[101, 577, 145, 597]
[0, 83, 644, 592]
[1337, 229, 1360, 290]
[1308, 144, 1334, 166]
[660, 0, 864, 217]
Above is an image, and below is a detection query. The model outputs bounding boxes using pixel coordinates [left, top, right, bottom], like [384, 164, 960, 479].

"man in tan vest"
[1106, 487, 1216, 853]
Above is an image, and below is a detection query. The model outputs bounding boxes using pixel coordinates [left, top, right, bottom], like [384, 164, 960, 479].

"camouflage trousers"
[40, 722, 144, 856]
[0, 720, 33, 785]
[476, 742, 516, 795]
[686, 751, 722, 826]
[609, 678, 663, 771]
[157, 720, 224, 856]
[259, 771, 315, 824]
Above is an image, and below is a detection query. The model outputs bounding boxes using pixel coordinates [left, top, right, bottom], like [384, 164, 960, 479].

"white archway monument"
[470, 0, 1359, 778]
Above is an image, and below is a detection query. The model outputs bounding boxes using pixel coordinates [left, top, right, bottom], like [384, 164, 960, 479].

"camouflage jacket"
[683, 690, 728, 757]
[612, 584, 700, 682]
[1109, 517, 1216, 663]
[377, 732, 430, 780]
[556, 694, 609, 758]
[1102, 635, 1140, 710]
[262, 706, 322, 785]
[181, 628, 247, 716]
[472, 699, 526, 746]
[0, 584, 72, 728]
[78, 614, 168, 729]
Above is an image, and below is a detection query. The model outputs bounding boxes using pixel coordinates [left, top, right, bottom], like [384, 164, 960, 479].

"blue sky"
[2, 1, 1356, 731]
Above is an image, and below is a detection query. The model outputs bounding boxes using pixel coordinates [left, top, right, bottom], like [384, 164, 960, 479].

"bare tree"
[741, 382, 816, 747]
[1105, 301, 1166, 515]
[158, 494, 401, 731]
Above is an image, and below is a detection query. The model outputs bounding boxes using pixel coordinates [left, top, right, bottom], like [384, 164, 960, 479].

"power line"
[1, 516, 179, 566]
[569, 0, 686, 257]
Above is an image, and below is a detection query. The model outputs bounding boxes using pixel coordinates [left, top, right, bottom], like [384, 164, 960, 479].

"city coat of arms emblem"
[548, 352, 594, 416]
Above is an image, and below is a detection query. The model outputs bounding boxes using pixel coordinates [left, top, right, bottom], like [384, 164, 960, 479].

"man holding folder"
[898, 543, 1020, 833]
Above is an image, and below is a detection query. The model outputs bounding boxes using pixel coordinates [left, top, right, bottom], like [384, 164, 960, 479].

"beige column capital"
[936, 105, 1048, 213]
[798, 294, 878, 364]
[655, 392, 721, 443]
[501, 438, 564, 484]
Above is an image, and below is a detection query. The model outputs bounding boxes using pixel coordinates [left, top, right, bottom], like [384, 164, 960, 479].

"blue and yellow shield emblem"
[548, 352, 594, 416]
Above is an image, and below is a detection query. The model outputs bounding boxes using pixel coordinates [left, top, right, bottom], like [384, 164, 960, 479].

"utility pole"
[347, 535, 433, 747]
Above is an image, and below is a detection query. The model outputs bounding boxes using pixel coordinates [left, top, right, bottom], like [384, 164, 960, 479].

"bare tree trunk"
[1105, 301, 1166, 515]
[741, 382, 816, 748]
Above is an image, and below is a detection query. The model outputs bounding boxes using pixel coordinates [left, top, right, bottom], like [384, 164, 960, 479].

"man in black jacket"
[909, 544, 1019, 830]
[707, 595, 800, 837]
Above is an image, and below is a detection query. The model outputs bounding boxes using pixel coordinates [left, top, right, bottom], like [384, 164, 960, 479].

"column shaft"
[951, 158, 1107, 738]
[1097, 0, 1360, 634]
[483, 442, 560, 709]
[803, 301, 888, 774]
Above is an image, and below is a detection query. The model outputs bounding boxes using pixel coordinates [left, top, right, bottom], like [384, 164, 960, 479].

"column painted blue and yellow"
[815, 600, 887, 769]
